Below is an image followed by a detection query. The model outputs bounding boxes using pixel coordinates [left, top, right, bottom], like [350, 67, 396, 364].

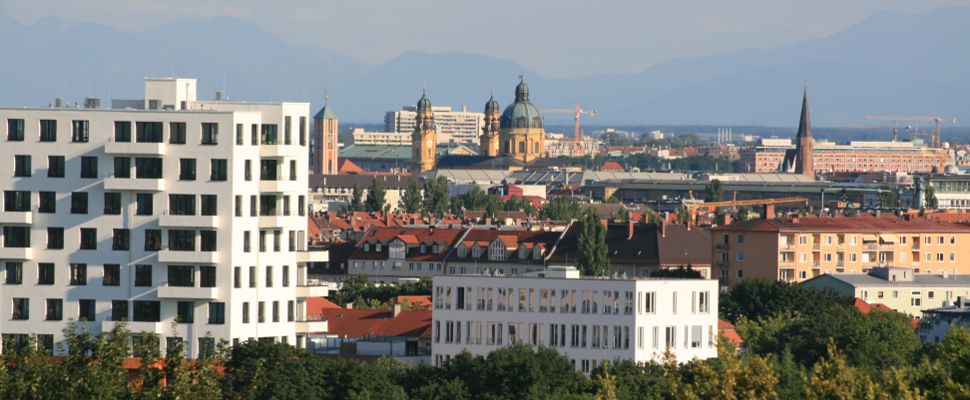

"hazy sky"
[4, 0, 968, 78]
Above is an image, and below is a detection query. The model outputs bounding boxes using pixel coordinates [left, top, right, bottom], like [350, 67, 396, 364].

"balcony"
[159, 214, 220, 228]
[297, 250, 329, 263]
[104, 177, 165, 192]
[295, 319, 328, 334]
[296, 284, 331, 298]
[158, 284, 220, 300]
[0, 212, 32, 225]
[259, 179, 305, 193]
[258, 215, 303, 228]
[715, 243, 730, 251]
[102, 320, 163, 334]
[0, 247, 32, 260]
[158, 250, 219, 264]
[104, 140, 166, 155]
[260, 144, 304, 158]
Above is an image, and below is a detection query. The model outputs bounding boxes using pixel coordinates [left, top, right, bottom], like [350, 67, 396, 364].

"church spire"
[795, 84, 814, 178]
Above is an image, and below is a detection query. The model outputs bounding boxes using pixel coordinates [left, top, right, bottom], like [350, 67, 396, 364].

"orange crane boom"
[541, 101, 597, 143]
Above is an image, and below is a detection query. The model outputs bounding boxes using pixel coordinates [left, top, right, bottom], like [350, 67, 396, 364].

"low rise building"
[350, 128, 411, 146]
[740, 138, 948, 174]
[431, 269, 719, 373]
[348, 226, 465, 282]
[918, 297, 970, 343]
[312, 306, 432, 365]
[713, 216, 970, 288]
[801, 267, 970, 317]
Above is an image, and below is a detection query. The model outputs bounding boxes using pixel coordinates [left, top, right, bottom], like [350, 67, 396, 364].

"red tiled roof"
[322, 309, 432, 340]
[307, 216, 322, 239]
[713, 215, 970, 233]
[338, 159, 365, 174]
[497, 234, 518, 248]
[718, 319, 744, 348]
[354, 226, 464, 261]
[397, 235, 419, 245]
[306, 297, 343, 319]
[600, 161, 624, 171]
[395, 295, 432, 309]
[851, 298, 893, 314]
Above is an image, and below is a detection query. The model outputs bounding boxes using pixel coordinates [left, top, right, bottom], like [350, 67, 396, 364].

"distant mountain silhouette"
[0, 7, 967, 126]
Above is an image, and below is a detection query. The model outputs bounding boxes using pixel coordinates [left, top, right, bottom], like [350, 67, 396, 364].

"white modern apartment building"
[431, 268, 718, 373]
[0, 78, 328, 357]
[350, 128, 411, 146]
[384, 106, 484, 144]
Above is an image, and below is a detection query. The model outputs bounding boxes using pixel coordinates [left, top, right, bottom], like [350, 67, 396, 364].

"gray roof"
[430, 169, 512, 184]
[817, 273, 970, 288]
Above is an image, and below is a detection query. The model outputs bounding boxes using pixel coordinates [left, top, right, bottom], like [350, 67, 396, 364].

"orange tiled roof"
[322, 309, 432, 340]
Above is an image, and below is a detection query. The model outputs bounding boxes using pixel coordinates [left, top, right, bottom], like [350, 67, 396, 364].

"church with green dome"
[412, 77, 547, 171]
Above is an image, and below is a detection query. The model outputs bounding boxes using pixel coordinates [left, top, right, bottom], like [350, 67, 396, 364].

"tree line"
[3, 279, 969, 399]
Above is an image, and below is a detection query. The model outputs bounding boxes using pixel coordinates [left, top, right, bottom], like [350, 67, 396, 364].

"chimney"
[790, 216, 800, 224]
[215, 91, 225, 101]
[54, 98, 64, 108]
[392, 303, 402, 318]
[628, 219, 635, 240]
[721, 213, 732, 226]
[345, 302, 354, 310]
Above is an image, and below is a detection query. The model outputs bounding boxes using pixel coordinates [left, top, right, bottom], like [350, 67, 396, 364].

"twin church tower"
[412, 77, 546, 172]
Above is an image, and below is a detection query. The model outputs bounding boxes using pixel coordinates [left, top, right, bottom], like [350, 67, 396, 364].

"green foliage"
[365, 177, 387, 212]
[879, 186, 901, 208]
[399, 178, 424, 213]
[423, 176, 451, 218]
[541, 196, 583, 220]
[577, 208, 609, 276]
[720, 279, 847, 323]
[649, 265, 702, 278]
[345, 184, 365, 212]
[704, 179, 723, 202]
[329, 275, 432, 307]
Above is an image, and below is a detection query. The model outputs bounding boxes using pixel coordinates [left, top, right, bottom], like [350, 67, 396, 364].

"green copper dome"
[417, 91, 432, 111]
[485, 93, 500, 114]
[500, 77, 542, 130]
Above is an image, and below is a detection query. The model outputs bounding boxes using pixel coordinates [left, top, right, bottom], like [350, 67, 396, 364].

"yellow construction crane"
[541, 102, 597, 143]
[865, 115, 958, 147]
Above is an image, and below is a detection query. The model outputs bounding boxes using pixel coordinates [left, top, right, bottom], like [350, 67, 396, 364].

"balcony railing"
[157, 282, 220, 300]
[0, 211, 32, 225]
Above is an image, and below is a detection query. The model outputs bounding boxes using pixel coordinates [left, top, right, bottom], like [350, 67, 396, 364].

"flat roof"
[816, 273, 970, 287]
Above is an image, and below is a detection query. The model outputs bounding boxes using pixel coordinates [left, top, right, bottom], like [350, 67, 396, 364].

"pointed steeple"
[794, 84, 814, 178]
[797, 84, 812, 140]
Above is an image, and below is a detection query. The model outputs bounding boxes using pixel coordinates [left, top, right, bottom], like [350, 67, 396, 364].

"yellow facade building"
[712, 216, 970, 288]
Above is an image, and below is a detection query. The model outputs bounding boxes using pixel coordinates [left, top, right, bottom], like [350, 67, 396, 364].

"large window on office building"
[114, 121, 131, 142]
[201, 123, 218, 145]
[135, 158, 162, 179]
[4, 191, 30, 212]
[169, 194, 195, 215]
[168, 230, 195, 251]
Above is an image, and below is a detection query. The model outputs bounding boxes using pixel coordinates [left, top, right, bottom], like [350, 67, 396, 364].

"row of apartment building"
[327, 221, 713, 283]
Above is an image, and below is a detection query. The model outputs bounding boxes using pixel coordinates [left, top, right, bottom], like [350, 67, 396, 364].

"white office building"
[384, 106, 484, 144]
[0, 78, 328, 357]
[431, 268, 718, 373]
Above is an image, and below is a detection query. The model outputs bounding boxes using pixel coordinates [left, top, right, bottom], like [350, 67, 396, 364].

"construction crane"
[682, 196, 809, 228]
[541, 101, 597, 143]
[865, 115, 958, 148]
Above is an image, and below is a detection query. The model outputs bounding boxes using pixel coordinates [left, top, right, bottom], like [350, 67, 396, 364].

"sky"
[4, 0, 969, 78]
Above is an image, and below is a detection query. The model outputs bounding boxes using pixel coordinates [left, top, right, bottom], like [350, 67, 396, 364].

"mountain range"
[0, 7, 968, 127]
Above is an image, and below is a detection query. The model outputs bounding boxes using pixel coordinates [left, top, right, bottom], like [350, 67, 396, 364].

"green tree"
[348, 184, 364, 212]
[578, 208, 609, 276]
[221, 340, 327, 400]
[805, 345, 880, 400]
[924, 184, 938, 210]
[423, 176, 451, 218]
[60, 321, 131, 399]
[879, 186, 900, 208]
[704, 179, 724, 202]
[593, 362, 618, 400]
[650, 265, 702, 278]
[399, 178, 424, 213]
[365, 177, 387, 212]
[541, 196, 583, 220]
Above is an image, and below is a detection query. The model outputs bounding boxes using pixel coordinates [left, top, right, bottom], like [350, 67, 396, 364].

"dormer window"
[489, 240, 505, 261]
[389, 240, 406, 259]
[363, 243, 370, 252]
[420, 244, 426, 254]
[376, 243, 382, 252]
[458, 246, 467, 257]
[472, 245, 481, 258]
[533, 247, 542, 260]
[518, 247, 528, 259]
[433, 244, 440, 254]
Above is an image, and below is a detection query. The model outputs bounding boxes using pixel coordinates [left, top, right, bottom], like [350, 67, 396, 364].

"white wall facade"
[0, 79, 322, 357]
[431, 275, 718, 373]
